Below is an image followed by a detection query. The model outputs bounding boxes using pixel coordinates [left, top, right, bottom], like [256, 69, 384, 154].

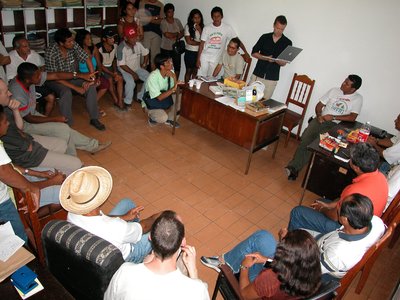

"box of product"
[224, 77, 246, 89]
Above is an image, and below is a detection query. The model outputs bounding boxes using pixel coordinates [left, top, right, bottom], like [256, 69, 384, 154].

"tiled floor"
[69, 94, 399, 299]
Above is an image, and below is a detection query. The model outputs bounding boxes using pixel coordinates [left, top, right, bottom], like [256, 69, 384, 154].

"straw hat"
[60, 166, 113, 215]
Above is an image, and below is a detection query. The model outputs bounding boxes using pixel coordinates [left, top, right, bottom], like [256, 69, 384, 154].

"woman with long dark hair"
[202, 229, 321, 299]
[184, 9, 203, 82]
[118, 2, 143, 40]
[75, 29, 109, 116]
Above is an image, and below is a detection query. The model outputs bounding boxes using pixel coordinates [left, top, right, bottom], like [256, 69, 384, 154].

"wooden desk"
[178, 83, 286, 174]
[0, 259, 74, 299]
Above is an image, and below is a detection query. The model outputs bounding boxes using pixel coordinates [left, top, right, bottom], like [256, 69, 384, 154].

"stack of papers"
[0, 222, 35, 283]
[215, 96, 245, 112]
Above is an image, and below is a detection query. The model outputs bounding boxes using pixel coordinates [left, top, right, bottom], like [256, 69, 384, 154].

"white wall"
[169, 0, 400, 134]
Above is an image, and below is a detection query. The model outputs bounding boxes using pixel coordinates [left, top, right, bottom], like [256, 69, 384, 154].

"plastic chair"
[212, 264, 339, 300]
[13, 188, 67, 265]
[282, 73, 315, 147]
[241, 54, 252, 82]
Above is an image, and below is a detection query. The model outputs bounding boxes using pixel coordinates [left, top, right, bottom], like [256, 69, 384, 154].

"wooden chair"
[241, 54, 252, 82]
[334, 223, 395, 299]
[13, 188, 67, 265]
[382, 189, 400, 248]
[282, 73, 315, 147]
[212, 264, 340, 300]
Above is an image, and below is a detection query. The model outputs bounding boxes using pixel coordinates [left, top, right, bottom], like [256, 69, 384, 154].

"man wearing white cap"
[60, 166, 162, 263]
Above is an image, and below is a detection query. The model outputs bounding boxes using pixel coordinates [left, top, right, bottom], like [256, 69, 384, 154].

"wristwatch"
[73, 71, 77, 79]
[240, 265, 249, 270]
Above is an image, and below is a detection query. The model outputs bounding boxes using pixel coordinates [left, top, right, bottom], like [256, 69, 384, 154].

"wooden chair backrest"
[13, 188, 67, 264]
[285, 73, 315, 113]
[382, 189, 400, 225]
[241, 54, 252, 82]
[335, 223, 395, 299]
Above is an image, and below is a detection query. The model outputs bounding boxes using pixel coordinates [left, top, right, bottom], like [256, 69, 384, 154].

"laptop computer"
[261, 46, 303, 63]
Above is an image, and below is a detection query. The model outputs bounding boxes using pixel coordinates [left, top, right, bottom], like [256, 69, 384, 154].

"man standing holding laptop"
[250, 15, 292, 100]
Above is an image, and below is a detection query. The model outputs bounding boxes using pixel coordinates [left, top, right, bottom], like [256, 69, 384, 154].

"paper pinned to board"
[0, 222, 25, 262]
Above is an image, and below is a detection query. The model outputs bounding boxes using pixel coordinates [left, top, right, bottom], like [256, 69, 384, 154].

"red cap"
[124, 25, 137, 38]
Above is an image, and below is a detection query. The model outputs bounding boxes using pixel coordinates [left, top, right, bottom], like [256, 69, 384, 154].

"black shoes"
[90, 119, 106, 131]
[285, 166, 298, 181]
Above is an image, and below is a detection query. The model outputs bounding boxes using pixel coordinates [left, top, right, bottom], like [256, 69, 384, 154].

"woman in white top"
[184, 9, 203, 83]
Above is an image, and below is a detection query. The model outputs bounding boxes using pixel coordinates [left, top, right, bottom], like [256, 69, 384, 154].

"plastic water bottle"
[358, 121, 371, 143]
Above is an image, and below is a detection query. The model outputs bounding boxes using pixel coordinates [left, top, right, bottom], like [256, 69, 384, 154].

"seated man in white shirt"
[285, 75, 363, 180]
[368, 113, 400, 174]
[6, 36, 55, 116]
[212, 37, 245, 80]
[105, 210, 210, 300]
[60, 166, 162, 263]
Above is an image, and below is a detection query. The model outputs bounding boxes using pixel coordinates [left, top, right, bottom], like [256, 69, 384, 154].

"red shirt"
[254, 269, 298, 300]
[339, 170, 388, 217]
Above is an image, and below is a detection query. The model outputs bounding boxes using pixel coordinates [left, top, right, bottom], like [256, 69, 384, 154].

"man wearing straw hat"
[60, 166, 162, 263]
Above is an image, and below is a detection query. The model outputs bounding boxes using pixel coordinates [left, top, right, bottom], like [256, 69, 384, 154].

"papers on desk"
[0, 222, 25, 262]
[0, 222, 35, 283]
[215, 96, 245, 112]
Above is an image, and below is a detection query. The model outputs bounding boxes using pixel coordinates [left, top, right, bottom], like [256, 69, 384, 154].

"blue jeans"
[0, 198, 27, 242]
[118, 67, 149, 105]
[24, 167, 61, 207]
[223, 230, 277, 282]
[109, 198, 152, 263]
[288, 206, 341, 234]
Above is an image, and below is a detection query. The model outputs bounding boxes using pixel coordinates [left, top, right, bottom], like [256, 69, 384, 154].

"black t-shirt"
[142, 2, 163, 37]
[252, 33, 292, 81]
[1, 108, 47, 167]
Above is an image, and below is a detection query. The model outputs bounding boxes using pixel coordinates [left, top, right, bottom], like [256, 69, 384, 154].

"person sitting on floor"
[144, 53, 182, 128]
[9, 62, 111, 156]
[0, 79, 82, 175]
[368, 113, 400, 174]
[212, 37, 245, 80]
[60, 166, 163, 263]
[202, 194, 384, 285]
[285, 74, 363, 180]
[6, 36, 55, 116]
[288, 142, 388, 235]
[117, 25, 150, 110]
[44, 28, 105, 131]
[105, 210, 209, 300]
[201, 229, 321, 299]
[96, 28, 125, 110]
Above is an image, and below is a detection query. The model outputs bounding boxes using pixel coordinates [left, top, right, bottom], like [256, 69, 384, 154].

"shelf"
[27, 25, 47, 31]
[46, 6, 84, 9]
[1, 7, 45, 11]
[87, 5, 117, 8]
[2, 25, 25, 33]
[0, 2, 121, 48]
